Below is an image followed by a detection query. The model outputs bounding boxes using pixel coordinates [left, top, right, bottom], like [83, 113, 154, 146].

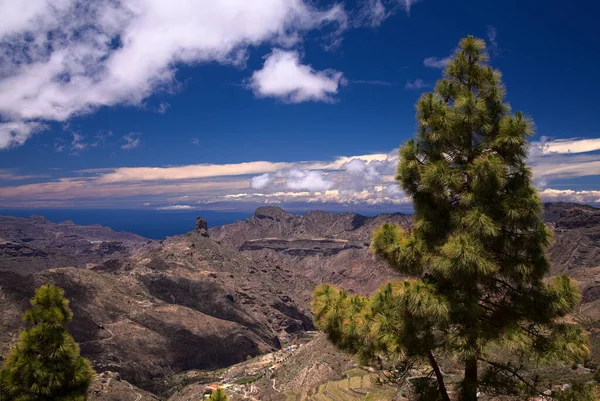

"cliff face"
[544, 203, 600, 273]
[210, 204, 600, 292]
[209, 207, 412, 294]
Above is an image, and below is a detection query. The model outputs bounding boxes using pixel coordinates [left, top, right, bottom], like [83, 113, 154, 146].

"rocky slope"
[0, 219, 314, 396]
[0, 215, 149, 275]
[544, 202, 600, 273]
[2, 202, 600, 399]
[210, 204, 600, 295]
[210, 207, 411, 293]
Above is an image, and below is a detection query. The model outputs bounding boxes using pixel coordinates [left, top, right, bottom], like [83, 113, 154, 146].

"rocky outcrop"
[195, 217, 209, 237]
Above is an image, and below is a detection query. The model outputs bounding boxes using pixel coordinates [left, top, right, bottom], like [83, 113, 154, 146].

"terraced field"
[284, 369, 397, 401]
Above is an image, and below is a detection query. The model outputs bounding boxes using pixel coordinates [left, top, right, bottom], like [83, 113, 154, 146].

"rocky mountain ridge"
[1, 202, 600, 399]
[210, 206, 411, 293]
[0, 215, 150, 275]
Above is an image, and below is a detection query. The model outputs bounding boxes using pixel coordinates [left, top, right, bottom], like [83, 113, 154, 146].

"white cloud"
[355, 0, 421, 27]
[284, 169, 334, 191]
[71, 133, 87, 152]
[528, 138, 600, 185]
[157, 102, 170, 114]
[248, 49, 345, 103]
[0, 122, 46, 149]
[191, 138, 200, 146]
[531, 137, 600, 156]
[1, 138, 598, 208]
[400, 0, 421, 15]
[96, 160, 293, 183]
[405, 78, 428, 90]
[0, 0, 347, 148]
[358, 0, 388, 26]
[423, 56, 451, 69]
[251, 173, 274, 190]
[539, 189, 600, 204]
[157, 204, 194, 210]
[121, 132, 141, 150]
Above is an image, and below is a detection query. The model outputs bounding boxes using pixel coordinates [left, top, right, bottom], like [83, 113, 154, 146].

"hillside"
[210, 207, 411, 293]
[0, 215, 150, 275]
[0, 221, 315, 396]
[1, 202, 600, 400]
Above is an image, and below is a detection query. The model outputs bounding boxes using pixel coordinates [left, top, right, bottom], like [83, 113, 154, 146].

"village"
[198, 332, 318, 400]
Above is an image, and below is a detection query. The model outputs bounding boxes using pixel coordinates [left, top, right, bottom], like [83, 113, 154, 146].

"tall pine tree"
[312, 36, 588, 401]
[0, 284, 94, 401]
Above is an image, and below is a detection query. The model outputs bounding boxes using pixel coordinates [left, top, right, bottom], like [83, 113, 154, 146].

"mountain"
[209, 206, 411, 293]
[0, 219, 314, 396]
[0, 215, 149, 275]
[1, 202, 600, 399]
[544, 202, 600, 273]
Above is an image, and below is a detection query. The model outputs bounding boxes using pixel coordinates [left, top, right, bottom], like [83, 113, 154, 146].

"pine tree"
[208, 388, 230, 401]
[312, 36, 588, 401]
[0, 284, 94, 401]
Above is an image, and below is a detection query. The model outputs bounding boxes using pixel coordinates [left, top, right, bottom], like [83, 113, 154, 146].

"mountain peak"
[253, 206, 293, 221]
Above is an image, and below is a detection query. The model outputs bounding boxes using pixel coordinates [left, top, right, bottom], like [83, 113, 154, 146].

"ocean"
[0, 209, 254, 240]
[0, 207, 409, 240]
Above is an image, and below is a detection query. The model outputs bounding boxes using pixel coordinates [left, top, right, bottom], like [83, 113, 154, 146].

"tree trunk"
[462, 357, 478, 401]
[427, 350, 451, 401]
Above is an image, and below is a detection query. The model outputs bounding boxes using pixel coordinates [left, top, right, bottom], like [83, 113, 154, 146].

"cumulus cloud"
[0, 122, 46, 149]
[1, 139, 598, 208]
[251, 169, 334, 192]
[251, 173, 274, 190]
[121, 132, 141, 150]
[424, 56, 451, 69]
[539, 189, 600, 204]
[285, 169, 334, 191]
[248, 49, 345, 103]
[405, 78, 429, 90]
[0, 0, 347, 148]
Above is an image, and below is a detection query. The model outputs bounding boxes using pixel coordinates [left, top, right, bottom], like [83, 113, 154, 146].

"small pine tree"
[312, 36, 589, 401]
[0, 284, 94, 401]
[208, 388, 229, 401]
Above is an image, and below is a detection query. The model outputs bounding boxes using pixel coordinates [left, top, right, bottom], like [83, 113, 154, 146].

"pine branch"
[479, 357, 546, 398]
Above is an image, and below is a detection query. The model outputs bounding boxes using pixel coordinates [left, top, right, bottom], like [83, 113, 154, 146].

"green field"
[284, 370, 397, 401]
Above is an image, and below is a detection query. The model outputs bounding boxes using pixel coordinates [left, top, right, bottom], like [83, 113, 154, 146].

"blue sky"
[0, 0, 599, 210]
